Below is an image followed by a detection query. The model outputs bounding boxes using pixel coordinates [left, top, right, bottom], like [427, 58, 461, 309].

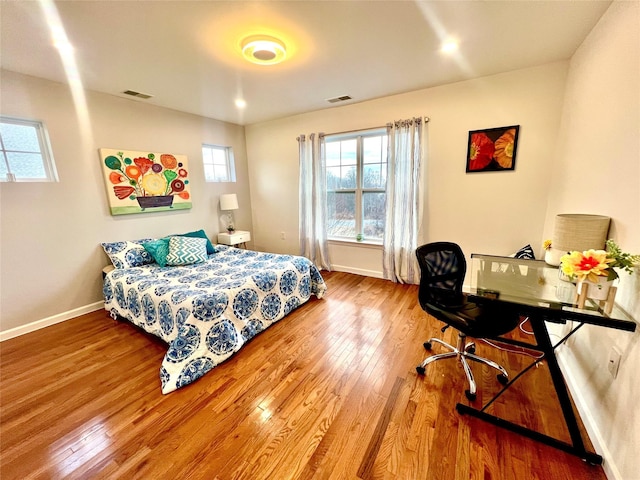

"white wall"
[245, 62, 569, 275]
[543, 3, 639, 479]
[0, 70, 251, 333]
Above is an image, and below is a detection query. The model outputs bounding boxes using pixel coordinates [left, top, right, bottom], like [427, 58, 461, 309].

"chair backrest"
[415, 242, 466, 310]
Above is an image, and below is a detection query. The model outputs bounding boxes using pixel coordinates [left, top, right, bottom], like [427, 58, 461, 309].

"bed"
[102, 242, 326, 394]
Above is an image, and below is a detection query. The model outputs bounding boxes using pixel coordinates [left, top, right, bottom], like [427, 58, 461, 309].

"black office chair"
[415, 242, 521, 401]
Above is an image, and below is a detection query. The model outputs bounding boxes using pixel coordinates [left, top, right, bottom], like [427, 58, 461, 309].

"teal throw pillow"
[165, 236, 208, 266]
[142, 238, 171, 267]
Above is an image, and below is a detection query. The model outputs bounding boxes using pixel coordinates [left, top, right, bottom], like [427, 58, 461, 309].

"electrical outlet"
[280, 231, 286, 240]
[608, 346, 621, 379]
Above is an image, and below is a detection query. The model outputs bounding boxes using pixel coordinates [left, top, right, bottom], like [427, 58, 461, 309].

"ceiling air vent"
[122, 90, 153, 99]
[326, 95, 352, 104]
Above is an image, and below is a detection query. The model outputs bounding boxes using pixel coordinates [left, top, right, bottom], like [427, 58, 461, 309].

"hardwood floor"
[1, 271, 605, 479]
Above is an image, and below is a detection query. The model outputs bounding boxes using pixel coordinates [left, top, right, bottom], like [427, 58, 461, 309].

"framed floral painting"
[100, 148, 192, 215]
[465, 125, 520, 173]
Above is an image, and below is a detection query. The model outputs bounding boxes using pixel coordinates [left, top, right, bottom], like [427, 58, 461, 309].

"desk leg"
[456, 317, 602, 465]
[530, 316, 586, 451]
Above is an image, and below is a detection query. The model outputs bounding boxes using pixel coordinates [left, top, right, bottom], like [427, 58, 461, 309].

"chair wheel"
[466, 344, 476, 354]
[416, 366, 426, 375]
[497, 373, 509, 385]
[465, 389, 476, 401]
[423, 341, 432, 350]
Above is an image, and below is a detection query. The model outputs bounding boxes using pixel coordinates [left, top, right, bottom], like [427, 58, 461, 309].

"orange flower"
[109, 171, 125, 184]
[125, 165, 141, 180]
[494, 129, 516, 168]
[160, 154, 178, 170]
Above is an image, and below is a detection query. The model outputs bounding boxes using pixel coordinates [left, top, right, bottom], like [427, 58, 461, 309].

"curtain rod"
[326, 116, 430, 137]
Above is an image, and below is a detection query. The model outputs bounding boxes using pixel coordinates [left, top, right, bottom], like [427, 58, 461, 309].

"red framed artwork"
[466, 125, 520, 173]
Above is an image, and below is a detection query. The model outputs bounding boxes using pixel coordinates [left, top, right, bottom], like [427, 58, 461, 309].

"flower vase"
[544, 248, 565, 266]
[575, 276, 617, 314]
[576, 276, 613, 301]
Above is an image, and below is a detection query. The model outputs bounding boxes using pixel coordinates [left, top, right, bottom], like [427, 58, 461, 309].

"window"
[0, 117, 58, 182]
[202, 144, 236, 182]
[326, 129, 388, 241]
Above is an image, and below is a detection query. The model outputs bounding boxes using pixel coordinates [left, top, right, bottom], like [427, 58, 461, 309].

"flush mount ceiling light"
[440, 39, 459, 53]
[241, 35, 287, 65]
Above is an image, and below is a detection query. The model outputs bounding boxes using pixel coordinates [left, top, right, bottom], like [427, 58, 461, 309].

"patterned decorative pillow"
[175, 229, 216, 255]
[101, 240, 155, 269]
[513, 244, 535, 260]
[142, 238, 171, 267]
[165, 236, 208, 266]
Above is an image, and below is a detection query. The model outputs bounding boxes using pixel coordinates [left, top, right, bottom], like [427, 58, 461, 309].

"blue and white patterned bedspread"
[103, 245, 327, 393]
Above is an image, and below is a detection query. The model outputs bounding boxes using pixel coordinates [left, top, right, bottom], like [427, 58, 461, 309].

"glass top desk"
[455, 254, 636, 465]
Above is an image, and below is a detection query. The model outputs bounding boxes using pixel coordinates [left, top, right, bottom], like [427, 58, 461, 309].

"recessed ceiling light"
[235, 99, 247, 109]
[441, 39, 459, 53]
[241, 35, 287, 65]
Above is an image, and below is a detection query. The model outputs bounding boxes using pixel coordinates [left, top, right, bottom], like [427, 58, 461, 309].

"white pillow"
[101, 239, 154, 269]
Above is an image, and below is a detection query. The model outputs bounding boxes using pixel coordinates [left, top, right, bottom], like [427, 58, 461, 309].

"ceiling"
[0, 1, 611, 126]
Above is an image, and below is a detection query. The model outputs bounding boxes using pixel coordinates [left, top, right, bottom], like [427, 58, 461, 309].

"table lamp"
[220, 193, 239, 233]
[545, 214, 610, 266]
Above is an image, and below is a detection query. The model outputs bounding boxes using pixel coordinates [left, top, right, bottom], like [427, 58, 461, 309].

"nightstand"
[102, 265, 114, 279]
[217, 230, 251, 248]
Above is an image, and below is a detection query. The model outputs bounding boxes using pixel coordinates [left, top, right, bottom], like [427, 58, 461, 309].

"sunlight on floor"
[51, 420, 112, 478]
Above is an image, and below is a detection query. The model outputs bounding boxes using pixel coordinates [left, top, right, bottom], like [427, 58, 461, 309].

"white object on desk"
[217, 230, 251, 248]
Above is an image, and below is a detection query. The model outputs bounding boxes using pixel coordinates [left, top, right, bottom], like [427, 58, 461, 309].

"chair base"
[416, 332, 509, 401]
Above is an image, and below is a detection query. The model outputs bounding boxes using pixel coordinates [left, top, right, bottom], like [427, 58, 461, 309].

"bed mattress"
[103, 245, 326, 393]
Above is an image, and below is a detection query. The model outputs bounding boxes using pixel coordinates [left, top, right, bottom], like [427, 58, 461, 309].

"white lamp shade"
[220, 194, 239, 211]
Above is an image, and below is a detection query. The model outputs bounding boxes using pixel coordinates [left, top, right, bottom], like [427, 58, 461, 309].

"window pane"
[202, 146, 213, 163]
[325, 142, 341, 167]
[6, 152, 47, 179]
[203, 164, 215, 182]
[340, 166, 356, 189]
[213, 164, 229, 182]
[0, 123, 41, 152]
[363, 164, 381, 189]
[363, 192, 386, 239]
[326, 166, 340, 190]
[212, 149, 227, 165]
[341, 139, 357, 166]
[327, 191, 355, 238]
[0, 155, 8, 179]
[363, 136, 381, 164]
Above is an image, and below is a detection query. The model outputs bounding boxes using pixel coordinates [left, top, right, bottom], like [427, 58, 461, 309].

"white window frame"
[0, 116, 58, 182]
[202, 144, 236, 183]
[325, 128, 387, 243]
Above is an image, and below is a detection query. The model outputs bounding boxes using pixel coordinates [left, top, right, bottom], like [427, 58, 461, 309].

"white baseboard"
[330, 264, 384, 279]
[557, 351, 620, 480]
[0, 301, 105, 342]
